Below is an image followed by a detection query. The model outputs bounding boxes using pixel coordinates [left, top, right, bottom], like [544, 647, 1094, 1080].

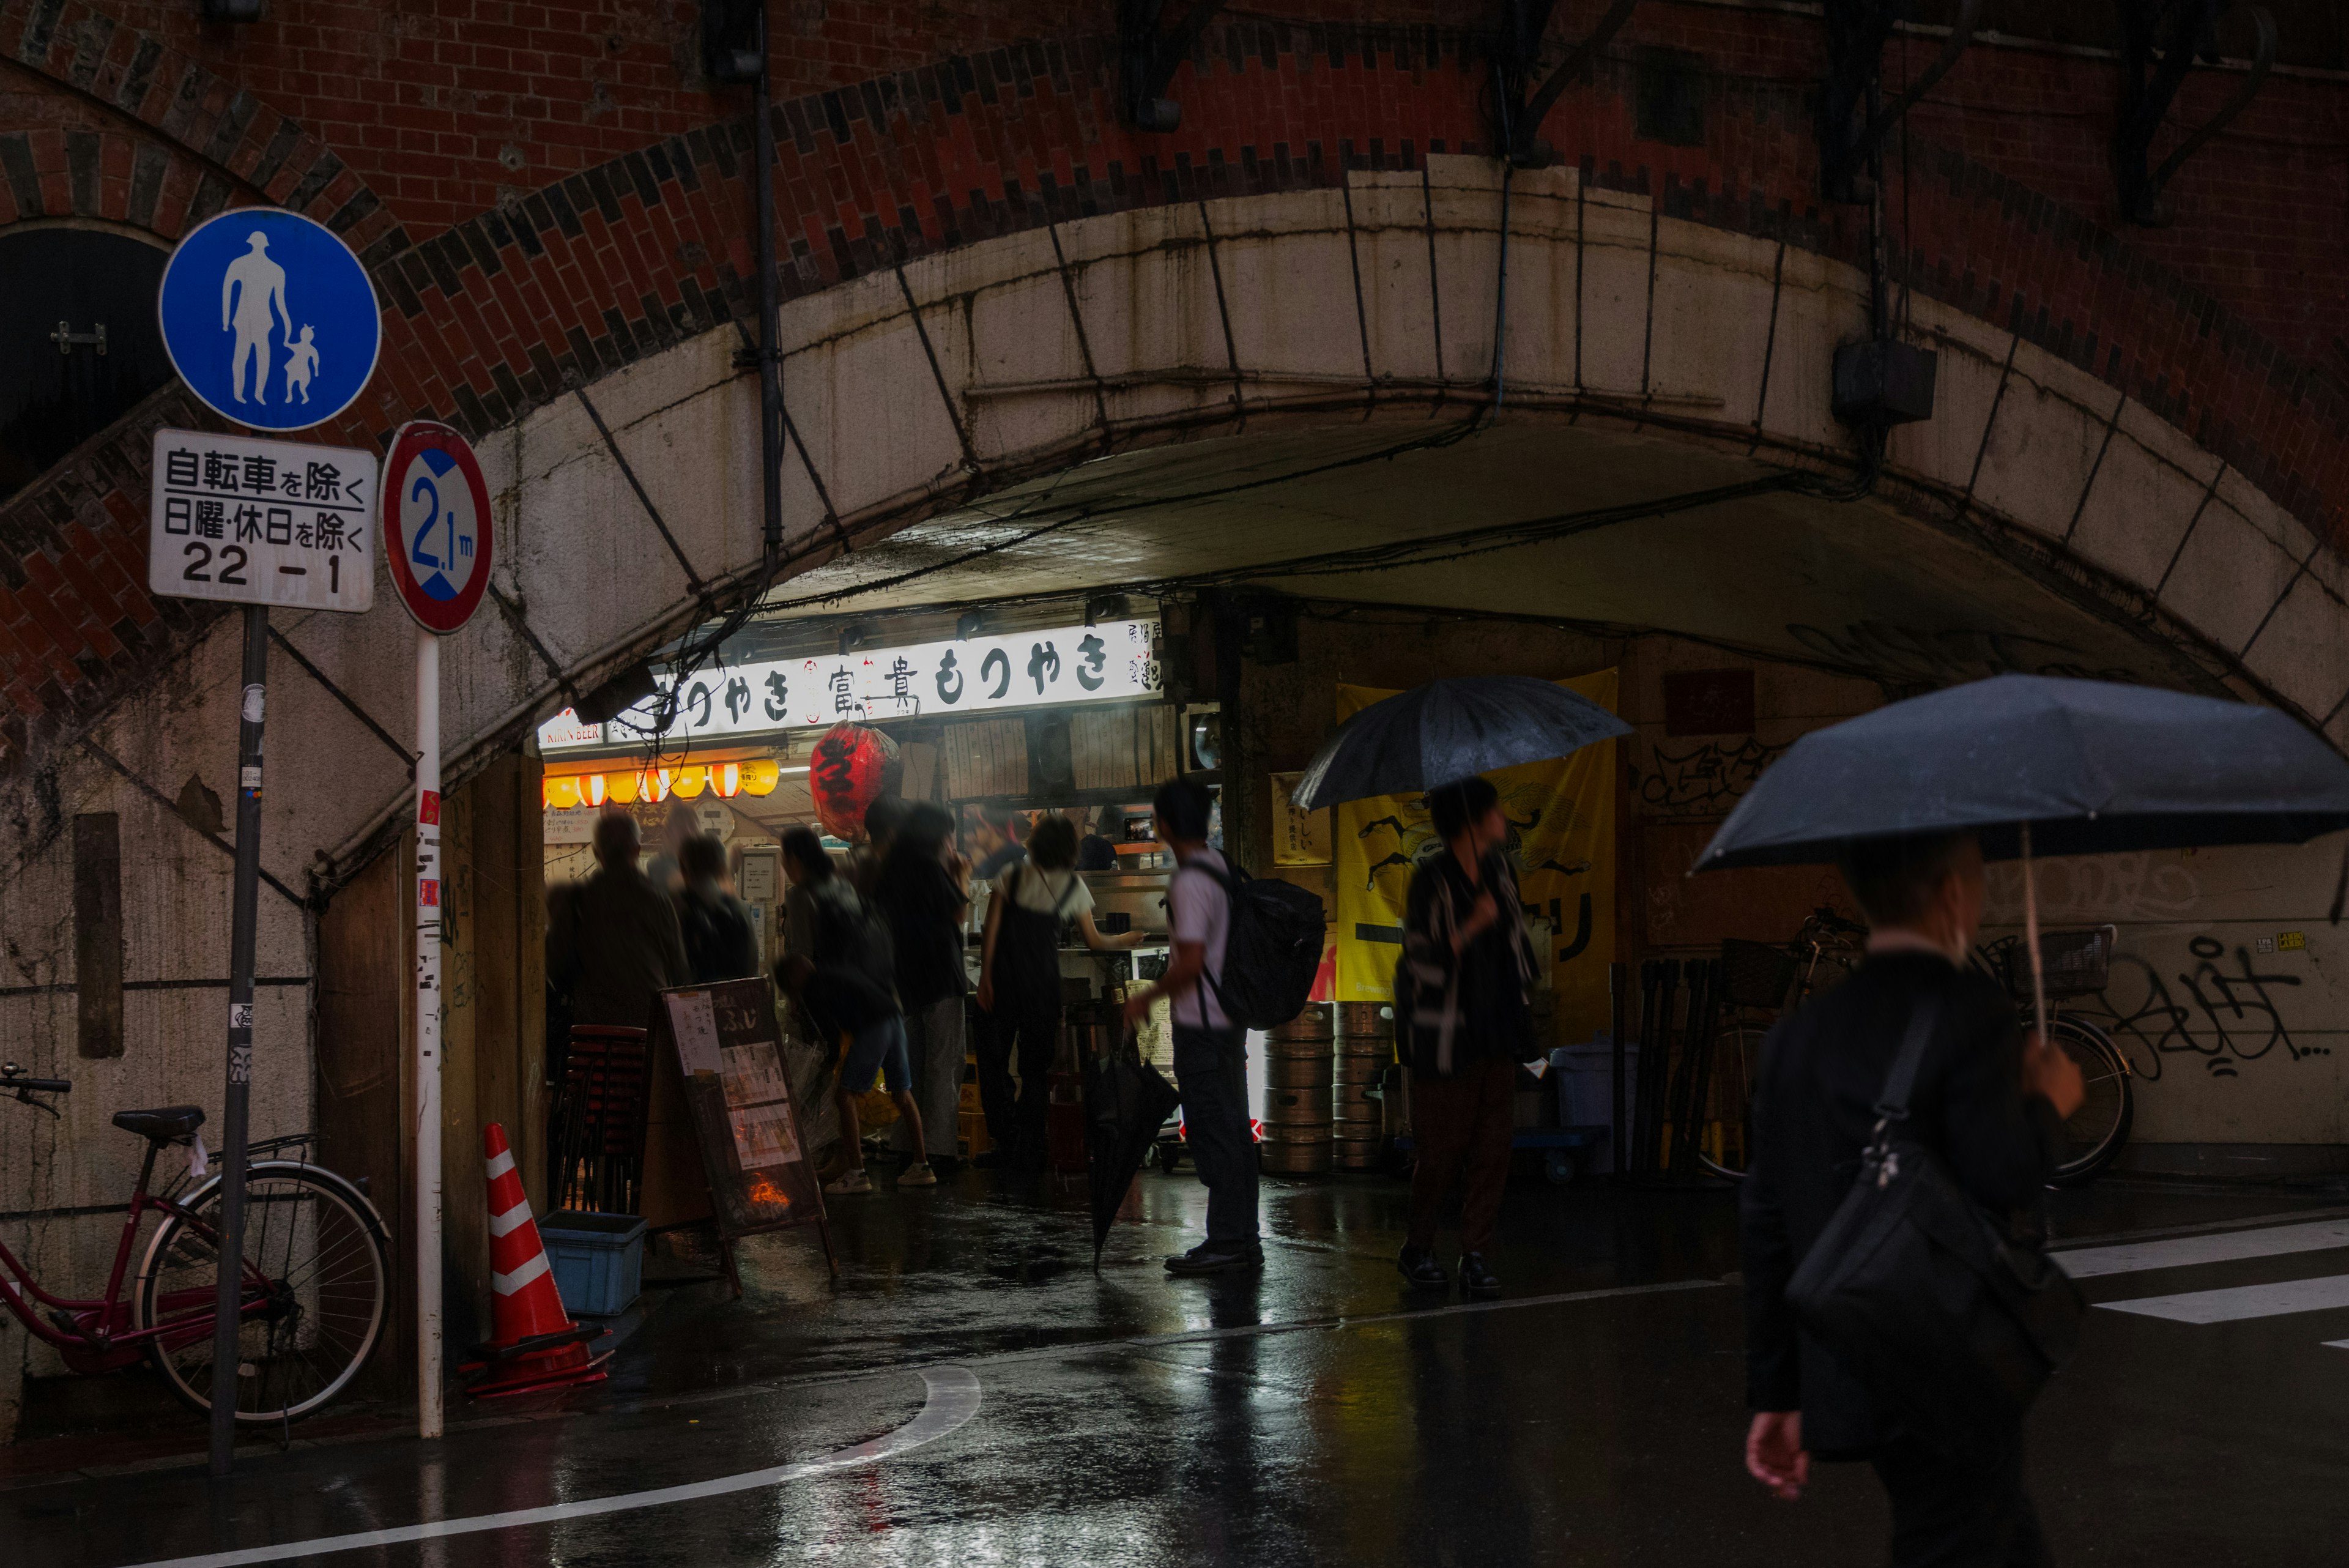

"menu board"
[650, 977, 831, 1263]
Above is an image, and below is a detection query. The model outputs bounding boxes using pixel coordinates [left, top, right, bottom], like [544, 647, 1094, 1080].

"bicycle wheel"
[2047, 1014, 2133, 1187]
[1694, 1024, 1767, 1181]
[136, 1160, 390, 1424]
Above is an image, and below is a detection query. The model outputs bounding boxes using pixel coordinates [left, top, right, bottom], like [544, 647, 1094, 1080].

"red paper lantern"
[809, 723, 902, 841]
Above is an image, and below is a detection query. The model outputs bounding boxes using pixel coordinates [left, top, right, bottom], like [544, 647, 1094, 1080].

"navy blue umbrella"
[1696, 674, 2349, 871]
[1291, 676, 1630, 811]
[1696, 673, 2349, 1028]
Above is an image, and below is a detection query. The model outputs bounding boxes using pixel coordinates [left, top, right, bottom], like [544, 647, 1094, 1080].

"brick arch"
[3, 23, 2345, 775]
[0, 127, 225, 247]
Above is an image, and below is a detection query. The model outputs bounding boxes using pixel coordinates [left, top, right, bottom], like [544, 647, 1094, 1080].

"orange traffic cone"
[459, 1123, 610, 1398]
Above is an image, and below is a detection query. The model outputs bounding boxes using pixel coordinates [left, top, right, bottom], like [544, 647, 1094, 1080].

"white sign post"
[379, 422, 495, 1443]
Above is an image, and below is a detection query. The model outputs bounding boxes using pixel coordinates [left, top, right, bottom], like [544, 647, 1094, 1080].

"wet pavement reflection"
[9, 1167, 2349, 1565]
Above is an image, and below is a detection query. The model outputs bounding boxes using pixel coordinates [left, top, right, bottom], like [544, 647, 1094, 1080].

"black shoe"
[1397, 1244, 1449, 1289]
[1458, 1252, 1501, 1298]
[1164, 1243, 1264, 1276]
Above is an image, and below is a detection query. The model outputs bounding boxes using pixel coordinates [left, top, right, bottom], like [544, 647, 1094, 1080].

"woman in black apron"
[975, 816, 1145, 1170]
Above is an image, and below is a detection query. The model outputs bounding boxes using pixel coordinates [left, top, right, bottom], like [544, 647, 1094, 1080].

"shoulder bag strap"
[1873, 998, 1942, 1123]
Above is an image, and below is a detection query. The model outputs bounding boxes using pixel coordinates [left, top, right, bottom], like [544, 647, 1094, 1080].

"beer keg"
[1260, 1139, 1333, 1173]
[1336, 1001, 1394, 1038]
[1266, 1053, 1334, 1090]
[1269, 1002, 1335, 1043]
[1332, 1134, 1382, 1171]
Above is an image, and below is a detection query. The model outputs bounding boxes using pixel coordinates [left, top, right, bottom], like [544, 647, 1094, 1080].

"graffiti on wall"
[2076, 936, 2325, 1080]
[1632, 737, 1789, 816]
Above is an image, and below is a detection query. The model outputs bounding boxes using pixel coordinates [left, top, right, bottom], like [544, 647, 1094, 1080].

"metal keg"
[1261, 1084, 1334, 1136]
[1332, 1134, 1382, 1170]
[1261, 1139, 1333, 1174]
[1336, 1001, 1395, 1038]
[1269, 1003, 1335, 1042]
[1266, 1053, 1334, 1090]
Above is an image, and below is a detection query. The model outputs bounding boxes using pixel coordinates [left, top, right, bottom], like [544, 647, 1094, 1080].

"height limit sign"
[148, 428, 376, 613]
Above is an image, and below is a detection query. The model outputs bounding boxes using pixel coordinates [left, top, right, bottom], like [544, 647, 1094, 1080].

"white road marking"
[121, 1365, 982, 1568]
[2098, 1274, 2349, 1325]
[2055, 1219, 2349, 1280]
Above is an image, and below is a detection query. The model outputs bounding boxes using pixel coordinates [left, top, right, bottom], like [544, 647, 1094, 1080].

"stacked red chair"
[459, 1122, 611, 1398]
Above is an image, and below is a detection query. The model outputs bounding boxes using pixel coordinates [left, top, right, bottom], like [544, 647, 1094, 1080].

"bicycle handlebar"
[1, 1063, 70, 1094]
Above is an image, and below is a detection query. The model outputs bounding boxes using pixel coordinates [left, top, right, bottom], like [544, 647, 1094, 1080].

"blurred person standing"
[977, 814, 1145, 1169]
[645, 799, 700, 892]
[1120, 779, 1258, 1276]
[875, 802, 971, 1173]
[850, 795, 909, 897]
[775, 954, 934, 1194]
[1394, 776, 1538, 1299]
[674, 833, 759, 984]
[968, 803, 1027, 881]
[547, 812, 689, 1030]
[1742, 830, 2084, 1566]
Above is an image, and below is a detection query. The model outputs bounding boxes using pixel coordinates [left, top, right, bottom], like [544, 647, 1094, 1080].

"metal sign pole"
[206, 604, 269, 1477]
[415, 624, 444, 1440]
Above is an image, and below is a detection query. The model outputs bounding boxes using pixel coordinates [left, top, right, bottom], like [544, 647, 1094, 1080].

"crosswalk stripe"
[2098, 1273, 2349, 1325]
[2056, 1218, 2349, 1280]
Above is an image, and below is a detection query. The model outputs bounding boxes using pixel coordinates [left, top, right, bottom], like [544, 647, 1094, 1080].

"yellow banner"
[1334, 670, 1619, 1048]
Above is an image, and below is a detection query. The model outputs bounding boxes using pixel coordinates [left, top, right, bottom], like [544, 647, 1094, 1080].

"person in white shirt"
[1121, 778, 1258, 1276]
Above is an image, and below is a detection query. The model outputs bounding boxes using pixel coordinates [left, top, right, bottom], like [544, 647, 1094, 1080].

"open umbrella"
[1291, 676, 1630, 810]
[1697, 672, 2349, 1025]
[1086, 1030, 1182, 1268]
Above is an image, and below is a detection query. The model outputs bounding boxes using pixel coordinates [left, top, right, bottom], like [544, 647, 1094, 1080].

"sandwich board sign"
[147, 428, 376, 612]
[156, 207, 380, 432]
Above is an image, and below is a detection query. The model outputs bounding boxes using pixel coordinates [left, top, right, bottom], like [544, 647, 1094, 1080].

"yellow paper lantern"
[672, 764, 707, 798]
[543, 775, 582, 810]
[738, 759, 781, 797]
[606, 768, 640, 804]
[714, 762, 741, 798]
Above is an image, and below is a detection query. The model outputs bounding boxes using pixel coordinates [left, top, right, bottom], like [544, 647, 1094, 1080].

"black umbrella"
[1291, 676, 1630, 810]
[1698, 672, 2349, 1025]
[1086, 1030, 1182, 1268]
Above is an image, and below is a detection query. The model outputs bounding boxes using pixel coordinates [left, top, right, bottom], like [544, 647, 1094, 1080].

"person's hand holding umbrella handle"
[2022, 1030, 2086, 1120]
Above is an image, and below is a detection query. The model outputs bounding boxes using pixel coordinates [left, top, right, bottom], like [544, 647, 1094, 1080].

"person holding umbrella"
[1394, 776, 1542, 1298]
[1741, 829, 2081, 1561]
[1713, 672, 2349, 1567]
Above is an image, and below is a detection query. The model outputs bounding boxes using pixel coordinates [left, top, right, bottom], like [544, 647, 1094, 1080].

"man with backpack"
[1118, 779, 1263, 1275]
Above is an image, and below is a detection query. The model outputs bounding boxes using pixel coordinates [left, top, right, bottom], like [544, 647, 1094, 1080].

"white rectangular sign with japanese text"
[147, 428, 375, 612]
[540, 619, 1162, 751]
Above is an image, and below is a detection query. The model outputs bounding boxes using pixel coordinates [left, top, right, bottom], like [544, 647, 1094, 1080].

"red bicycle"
[1, 1062, 390, 1425]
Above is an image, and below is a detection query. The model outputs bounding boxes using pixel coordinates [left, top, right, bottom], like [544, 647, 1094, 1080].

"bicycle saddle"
[112, 1106, 206, 1142]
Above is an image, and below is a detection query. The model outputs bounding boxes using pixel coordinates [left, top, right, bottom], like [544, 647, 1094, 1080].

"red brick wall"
[1, 1, 2343, 771]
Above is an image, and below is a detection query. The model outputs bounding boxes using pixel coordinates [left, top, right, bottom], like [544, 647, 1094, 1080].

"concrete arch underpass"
[4, 153, 2345, 1411]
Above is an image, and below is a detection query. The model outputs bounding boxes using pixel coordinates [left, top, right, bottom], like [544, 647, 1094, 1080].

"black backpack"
[1190, 859, 1326, 1030]
[814, 883, 896, 998]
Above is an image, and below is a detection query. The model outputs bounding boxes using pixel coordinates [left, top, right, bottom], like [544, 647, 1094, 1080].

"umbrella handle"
[2019, 822, 2049, 1044]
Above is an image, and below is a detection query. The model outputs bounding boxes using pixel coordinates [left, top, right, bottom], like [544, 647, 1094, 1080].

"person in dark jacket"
[674, 833, 759, 984]
[1394, 775, 1538, 1299]
[874, 803, 971, 1171]
[1741, 828, 2084, 1567]
[776, 952, 935, 1195]
[547, 812, 689, 1030]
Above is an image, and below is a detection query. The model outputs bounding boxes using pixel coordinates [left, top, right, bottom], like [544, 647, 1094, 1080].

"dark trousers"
[975, 1001, 1058, 1161]
[1871, 1432, 2054, 1568]
[1173, 1023, 1258, 1249]
[1407, 1056, 1517, 1254]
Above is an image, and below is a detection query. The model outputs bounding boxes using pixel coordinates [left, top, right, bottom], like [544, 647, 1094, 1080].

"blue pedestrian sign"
[157, 208, 380, 432]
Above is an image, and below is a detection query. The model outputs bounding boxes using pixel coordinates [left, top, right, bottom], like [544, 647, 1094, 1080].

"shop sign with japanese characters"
[541, 619, 1162, 751]
[147, 428, 375, 612]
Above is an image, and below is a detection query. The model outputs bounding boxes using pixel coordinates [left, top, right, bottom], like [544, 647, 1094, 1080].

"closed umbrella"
[1696, 672, 2349, 1028]
[1086, 1030, 1182, 1268]
[1291, 676, 1630, 810]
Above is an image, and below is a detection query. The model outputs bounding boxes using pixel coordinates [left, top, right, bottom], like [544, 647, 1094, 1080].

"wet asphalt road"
[10, 1164, 2349, 1566]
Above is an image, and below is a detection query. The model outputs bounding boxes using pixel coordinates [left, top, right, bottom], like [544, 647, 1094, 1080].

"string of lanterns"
[541, 758, 785, 810]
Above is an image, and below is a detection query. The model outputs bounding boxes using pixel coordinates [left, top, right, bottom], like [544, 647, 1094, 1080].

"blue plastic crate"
[539, 1210, 647, 1317]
